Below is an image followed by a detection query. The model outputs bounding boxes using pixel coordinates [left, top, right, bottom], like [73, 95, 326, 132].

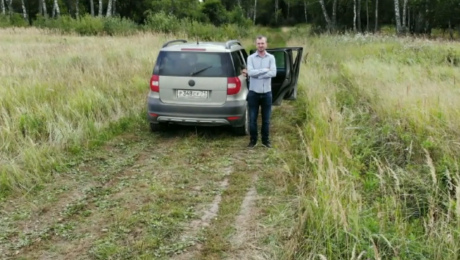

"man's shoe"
[262, 141, 271, 148]
[247, 140, 257, 148]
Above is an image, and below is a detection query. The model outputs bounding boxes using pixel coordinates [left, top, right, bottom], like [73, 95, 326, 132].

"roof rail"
[162, 39, 187, 48]
[225, 40, 241, 49]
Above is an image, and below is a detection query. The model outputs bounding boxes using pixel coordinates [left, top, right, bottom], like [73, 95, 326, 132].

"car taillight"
[150, 74, 159, 92]
[227, 77, 241, 95]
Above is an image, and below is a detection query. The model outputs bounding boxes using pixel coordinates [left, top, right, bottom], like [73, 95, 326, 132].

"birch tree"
[402, 0, 408, 32]
[21, 0, 27, 19]
[253, 0, 257, 25]
[1, 0, 5, 15]
[353, 0, 357, 31]
[407, 6, 410, 32]
[7, 0, 12, 14]
[106, 0, 113, 17]
[424, 0, 429, 33]
[319, 0, 337, 31]
[52, 0, 60, 18]
[375, 0, 379, 32]
[76, 0, 79, 18]
[304, 0, 307, 23]
[357, 0, 361, 31]
[332, 0, 337, 29]
[112, 0, 116, 15]
[90, 0, 94, 16]
[98, 0, 103, 16]
[287, 0, 290, 18]
[41, 0, 48, 17]
[394, 0, 402, 33]
[319, 0, 332, 28]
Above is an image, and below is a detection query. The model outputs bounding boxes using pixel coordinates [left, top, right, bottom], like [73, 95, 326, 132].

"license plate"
[177, 90, 208, 98]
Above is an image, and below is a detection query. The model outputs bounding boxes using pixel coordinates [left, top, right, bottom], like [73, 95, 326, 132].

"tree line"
[1, 0, 459, 37]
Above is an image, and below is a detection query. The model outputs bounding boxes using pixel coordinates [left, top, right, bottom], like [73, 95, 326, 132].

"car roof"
[161, 40, 243, 53]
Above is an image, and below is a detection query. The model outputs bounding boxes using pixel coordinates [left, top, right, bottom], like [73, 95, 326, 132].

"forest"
[1, 0, 459, 37]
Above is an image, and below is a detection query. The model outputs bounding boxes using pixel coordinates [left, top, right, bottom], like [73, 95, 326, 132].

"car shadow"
[154, 124, 240, 141]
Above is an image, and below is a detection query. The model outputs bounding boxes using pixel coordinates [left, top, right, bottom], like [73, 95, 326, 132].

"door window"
[231, 51, 245, 75]
[271, 51, 286, 69]
[241, 49, 248, 63]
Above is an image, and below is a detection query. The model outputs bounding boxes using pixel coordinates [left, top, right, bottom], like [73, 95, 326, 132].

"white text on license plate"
[177, 90, 208, 98]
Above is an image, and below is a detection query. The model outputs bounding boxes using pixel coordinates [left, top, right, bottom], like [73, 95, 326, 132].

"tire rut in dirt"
[1, 126, 254, 259]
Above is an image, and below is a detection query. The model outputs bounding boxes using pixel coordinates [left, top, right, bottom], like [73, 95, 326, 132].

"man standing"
[246, 35, 277, 148]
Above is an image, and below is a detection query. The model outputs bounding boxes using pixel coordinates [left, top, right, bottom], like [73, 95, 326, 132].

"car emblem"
[188, 80, 195, 87]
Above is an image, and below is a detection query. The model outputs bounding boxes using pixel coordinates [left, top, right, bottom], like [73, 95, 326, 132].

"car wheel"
[233, 107, 249, 136]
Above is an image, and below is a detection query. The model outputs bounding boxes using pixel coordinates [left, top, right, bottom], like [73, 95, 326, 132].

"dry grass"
[0, 28, 171, 195]
[279, 34, 460, 259]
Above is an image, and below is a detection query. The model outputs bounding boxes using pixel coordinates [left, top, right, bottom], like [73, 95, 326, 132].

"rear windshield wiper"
[190, 65, 213, 76]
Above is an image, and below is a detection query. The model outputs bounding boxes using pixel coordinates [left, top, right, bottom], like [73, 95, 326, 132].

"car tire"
[233, 107, 249, 136]
[150, 122, 166, 132]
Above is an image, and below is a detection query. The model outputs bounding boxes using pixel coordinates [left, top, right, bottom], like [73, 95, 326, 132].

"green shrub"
[228, 5, 252, 28]
[9, 13, 28, 27]
[220, 23, 251, 40]
[201, 0, 228, 26]
[0, 14, 10, 27]
[144, 11, 180, 34]
[75, 15, 104, 36]
[34, 15, 75, 34]
[380, 25, 396, 35]
[183, 20, 217, 41]
[103, 16, 138, 36]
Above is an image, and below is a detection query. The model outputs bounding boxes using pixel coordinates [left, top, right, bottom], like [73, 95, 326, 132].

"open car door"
[250, 47, 303, 106]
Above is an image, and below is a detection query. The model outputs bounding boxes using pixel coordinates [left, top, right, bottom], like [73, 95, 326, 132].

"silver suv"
[147, 39, 303, 135]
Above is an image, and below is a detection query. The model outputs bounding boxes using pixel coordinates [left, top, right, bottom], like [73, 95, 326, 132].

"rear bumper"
[147, 97, 247, 127]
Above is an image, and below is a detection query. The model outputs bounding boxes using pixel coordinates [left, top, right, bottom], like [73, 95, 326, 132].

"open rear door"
[250, 47, 303, 105]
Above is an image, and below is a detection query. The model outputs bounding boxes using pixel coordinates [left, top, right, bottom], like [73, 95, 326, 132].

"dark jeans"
[247, 90, 272, 143]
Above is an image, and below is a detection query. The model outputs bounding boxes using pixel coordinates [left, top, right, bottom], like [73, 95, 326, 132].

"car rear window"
[154, 51, 235, 77]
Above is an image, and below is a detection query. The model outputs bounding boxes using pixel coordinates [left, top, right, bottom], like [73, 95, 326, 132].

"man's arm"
[247, 55, 269, 78]
[258, 55, 277, 79]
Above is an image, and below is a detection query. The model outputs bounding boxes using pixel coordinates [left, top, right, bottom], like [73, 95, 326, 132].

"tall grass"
[282, 34, 460, 259]
[0, 28, 168, 197]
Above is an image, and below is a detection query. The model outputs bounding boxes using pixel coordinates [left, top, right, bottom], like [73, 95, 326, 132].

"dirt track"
[0, 117, 294, 259]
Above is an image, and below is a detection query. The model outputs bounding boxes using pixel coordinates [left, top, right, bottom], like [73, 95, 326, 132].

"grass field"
[0, 28, 165, 198]
[282, 34, 460, 259]
[1, 28, 460, 259]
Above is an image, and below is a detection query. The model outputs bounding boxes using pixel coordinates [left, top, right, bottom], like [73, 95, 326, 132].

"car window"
[271, 51, 286, 69]
[155, 51, 233, 77]
[241, 49, 248, 63]
[231, 51, 244, 75]
[237, 50, 247, 67]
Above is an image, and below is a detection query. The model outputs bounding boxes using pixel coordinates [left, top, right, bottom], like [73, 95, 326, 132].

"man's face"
[256, 38, 267, 53]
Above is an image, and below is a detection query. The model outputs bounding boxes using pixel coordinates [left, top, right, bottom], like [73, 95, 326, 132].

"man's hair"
[256, 35, 267, 42]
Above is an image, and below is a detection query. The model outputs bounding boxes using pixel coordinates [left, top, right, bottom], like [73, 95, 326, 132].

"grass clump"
[278, 34, 460, 259]
[0, 28, 162, 197]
